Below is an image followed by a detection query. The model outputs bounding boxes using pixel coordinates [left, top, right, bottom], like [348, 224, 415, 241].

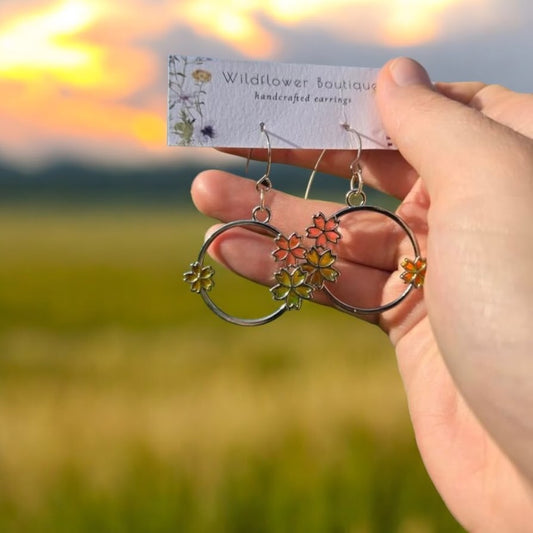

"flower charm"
[301, 247, 339, 289]
[400, 257, 426, 288]
[184, 261, 215, 293]
[191, 69, 212, 83]
[273, 233, 307, 266]
[306, 212, 341, 248]
[270, 267, 313, 310]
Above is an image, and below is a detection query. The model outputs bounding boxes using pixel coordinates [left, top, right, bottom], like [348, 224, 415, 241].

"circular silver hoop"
[195, 219, 287, 326]
[323, 205, 421, 314]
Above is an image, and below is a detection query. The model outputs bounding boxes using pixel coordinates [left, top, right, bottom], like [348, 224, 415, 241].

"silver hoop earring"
[304, 123, 426, 314]
[184, 122, 313, 325]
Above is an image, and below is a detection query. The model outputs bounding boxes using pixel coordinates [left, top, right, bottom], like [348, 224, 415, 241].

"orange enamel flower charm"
[306, 212, 341, 249]
[400, 257, 427, 288]
[272, 233, 307, 266]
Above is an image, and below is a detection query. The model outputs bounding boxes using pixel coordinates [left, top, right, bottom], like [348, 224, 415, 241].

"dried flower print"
[201, 125, 215, 139]
[174, 111, 195, 145]
[192, 69, 212, 83]
[168, 56, 215, 146]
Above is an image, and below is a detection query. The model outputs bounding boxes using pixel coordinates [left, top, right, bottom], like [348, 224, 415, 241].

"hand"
[190, 57, 533, 531]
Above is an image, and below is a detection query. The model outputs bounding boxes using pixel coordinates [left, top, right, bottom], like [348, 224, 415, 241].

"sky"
[0, 0, 531, 170]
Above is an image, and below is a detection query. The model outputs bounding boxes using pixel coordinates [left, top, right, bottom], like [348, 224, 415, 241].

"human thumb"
[376, 57, 505, 198]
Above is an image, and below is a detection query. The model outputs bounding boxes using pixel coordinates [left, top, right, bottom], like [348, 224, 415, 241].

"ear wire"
[304, 122, 363, 200]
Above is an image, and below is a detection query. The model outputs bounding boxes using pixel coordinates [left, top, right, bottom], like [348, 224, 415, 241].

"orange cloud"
[0, 0, 158, 97]
[175, 0, 472, 55]
[176, 1, 279, 59]
[0, 1, 103, 86]
[0, 0, 165, 166]
[1, 79, 164, 150]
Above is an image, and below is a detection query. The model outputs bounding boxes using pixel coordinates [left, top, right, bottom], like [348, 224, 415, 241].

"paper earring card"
[168, 55, 395, 150]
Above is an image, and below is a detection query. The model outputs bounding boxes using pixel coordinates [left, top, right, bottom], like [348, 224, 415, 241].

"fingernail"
[389, 57, 432, 87]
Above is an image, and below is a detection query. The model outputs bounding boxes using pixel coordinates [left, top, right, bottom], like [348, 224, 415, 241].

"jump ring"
[345, 190, 366, 207]
[252, 205, 272, 223]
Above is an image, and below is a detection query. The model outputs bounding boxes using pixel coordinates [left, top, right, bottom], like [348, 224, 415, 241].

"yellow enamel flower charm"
[270, 267, 313, 310]
[300, 247, 339, 289]
[400, 257, 426, 288]
[184, 261, 215, 293]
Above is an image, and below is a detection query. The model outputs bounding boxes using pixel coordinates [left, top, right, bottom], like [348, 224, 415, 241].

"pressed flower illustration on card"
[168, 56, 215, 146]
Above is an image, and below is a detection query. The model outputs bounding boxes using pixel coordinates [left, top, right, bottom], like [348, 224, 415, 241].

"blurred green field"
[0, 205, 462, 532]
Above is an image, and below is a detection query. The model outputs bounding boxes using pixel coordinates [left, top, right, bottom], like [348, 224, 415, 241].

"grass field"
[0, 205, 462, 532]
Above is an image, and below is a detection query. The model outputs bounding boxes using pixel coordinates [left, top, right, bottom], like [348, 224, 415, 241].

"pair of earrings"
[184, 122, 426, 326]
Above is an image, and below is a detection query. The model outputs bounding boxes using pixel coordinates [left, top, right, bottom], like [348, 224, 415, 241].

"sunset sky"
[0, 0, 531, 169]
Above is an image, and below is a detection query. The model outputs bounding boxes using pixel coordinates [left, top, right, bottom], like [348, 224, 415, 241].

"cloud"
[0, 0, 168, 167]
[173, 0, 516, 54]
[174, 1, 279, 59]
[0, 0, 531, 169]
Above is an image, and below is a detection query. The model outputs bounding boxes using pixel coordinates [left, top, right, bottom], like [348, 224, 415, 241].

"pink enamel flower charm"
[272, 233, 307, 266]
[306, 212, 341, 249]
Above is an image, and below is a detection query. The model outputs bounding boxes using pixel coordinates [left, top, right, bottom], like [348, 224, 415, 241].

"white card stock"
[167, 55, 393, 150]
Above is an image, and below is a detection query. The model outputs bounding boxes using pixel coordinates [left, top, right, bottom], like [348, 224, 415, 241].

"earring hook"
[304, 149, 326, 200]
[342, 123, 366, 206]
[252, 122, 274, 222]
[244, 148, 252, 177]
[304, 122, 363, 200]
[244, 122, 272, 188]
[257, 122, 272, 188]
[341, 122, 362, 170]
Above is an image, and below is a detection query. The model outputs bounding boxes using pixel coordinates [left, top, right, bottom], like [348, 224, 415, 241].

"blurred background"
[1, 1, 531, 531]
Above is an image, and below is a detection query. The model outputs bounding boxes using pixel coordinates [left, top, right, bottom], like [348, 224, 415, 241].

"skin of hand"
[190, 57, 533, 531]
